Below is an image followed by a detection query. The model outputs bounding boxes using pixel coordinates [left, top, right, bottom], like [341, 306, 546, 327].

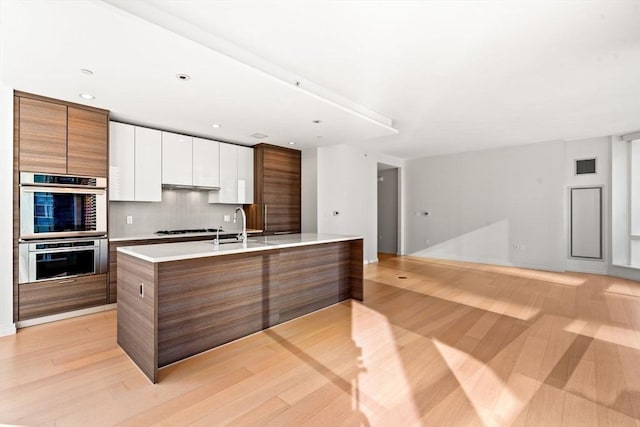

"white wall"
[0, 82, 16, 336]
[564, 137, 610, 274]
[316, 144, 403, 263]
[404, 141, 566, 271]
[317, 144, 376, 262]
[301, 147, 317, 233]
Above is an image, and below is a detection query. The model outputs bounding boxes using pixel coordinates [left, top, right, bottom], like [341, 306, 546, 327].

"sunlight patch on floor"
[432, 338, 542, 426]
[605, 282, 640, 298]
[405, 278, 541, 321]
[351, 303, 422, 425]
[564, 319, 640, 351]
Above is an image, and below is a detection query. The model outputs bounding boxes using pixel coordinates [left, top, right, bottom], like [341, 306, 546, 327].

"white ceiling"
[2, 0, 640, 159]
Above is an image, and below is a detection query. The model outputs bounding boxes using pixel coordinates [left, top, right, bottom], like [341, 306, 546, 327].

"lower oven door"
[19, 239, 107, 284]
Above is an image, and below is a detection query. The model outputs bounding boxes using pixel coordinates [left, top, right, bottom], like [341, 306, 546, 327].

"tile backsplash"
[109, 190, 242, 237]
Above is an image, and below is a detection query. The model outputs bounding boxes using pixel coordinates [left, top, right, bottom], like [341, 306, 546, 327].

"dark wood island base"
[117, 238, 363, 383]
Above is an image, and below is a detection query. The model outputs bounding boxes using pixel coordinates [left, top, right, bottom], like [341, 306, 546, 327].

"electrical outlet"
[126, 215, 133, 225]
[223, 215, 231, 222]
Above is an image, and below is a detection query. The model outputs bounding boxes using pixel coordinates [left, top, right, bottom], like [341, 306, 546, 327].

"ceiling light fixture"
[288, 142, 296, 145]
[176, 73, 191, 81]
[211, 123, 221, 128]
[250, 133, 268, 139]
[79, 93, 95, 100]
[80, 68, 93, 75]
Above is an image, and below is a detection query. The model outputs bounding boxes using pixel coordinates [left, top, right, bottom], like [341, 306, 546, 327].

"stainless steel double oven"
[18, 173, 108, 284]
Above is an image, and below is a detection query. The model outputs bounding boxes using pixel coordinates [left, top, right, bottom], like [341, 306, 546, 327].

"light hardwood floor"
[2, 256, 640, 426]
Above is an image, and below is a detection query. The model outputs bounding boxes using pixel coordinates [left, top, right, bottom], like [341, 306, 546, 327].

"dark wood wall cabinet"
[246, 143, 301, 234]
[16, 91, 109, 177]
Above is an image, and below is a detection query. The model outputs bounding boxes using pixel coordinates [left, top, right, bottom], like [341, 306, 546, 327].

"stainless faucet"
[233, 207, 247, 243]
[213, 225, 222, 246]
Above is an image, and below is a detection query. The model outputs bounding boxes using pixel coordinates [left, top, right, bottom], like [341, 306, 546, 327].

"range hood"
[162, 184, 220, 191]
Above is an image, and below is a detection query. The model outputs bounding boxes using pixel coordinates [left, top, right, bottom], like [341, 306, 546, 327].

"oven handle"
[57, 279, 77, 284]
[20, 186, 106, 195]
[20, 182, 106, 190]
[29, 245, 99, 254]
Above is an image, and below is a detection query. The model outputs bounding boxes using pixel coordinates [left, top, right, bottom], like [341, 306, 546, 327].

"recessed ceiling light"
[312, 120, 322, 124]
[211, 123, 221, 128]
[176, 73, 191, 81]
[80, 68, 93, 75]
[79, 93, 95, 100]
[288, 142, 296, 145]
[250, 133, 268, 139]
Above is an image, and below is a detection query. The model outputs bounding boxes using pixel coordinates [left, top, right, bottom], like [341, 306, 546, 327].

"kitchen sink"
[212, 238, 258, 245]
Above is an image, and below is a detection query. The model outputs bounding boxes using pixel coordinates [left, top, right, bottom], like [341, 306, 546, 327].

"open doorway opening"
[377, 163, 399, 258]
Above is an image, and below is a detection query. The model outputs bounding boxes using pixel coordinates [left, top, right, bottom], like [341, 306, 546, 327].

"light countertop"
[109, 229, 263, 242]
[117, 233, 362, 263]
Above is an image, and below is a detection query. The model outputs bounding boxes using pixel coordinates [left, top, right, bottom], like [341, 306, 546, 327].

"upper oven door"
[20, 186, 107, 240]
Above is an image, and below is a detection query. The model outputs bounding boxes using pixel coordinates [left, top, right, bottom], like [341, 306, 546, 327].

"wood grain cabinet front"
[18, 97, 68, 174]
[246, 144, 301, 234]
[16, 92, 109, 177]
[19, 274, 107, 320]
[67, 107, 108, 177]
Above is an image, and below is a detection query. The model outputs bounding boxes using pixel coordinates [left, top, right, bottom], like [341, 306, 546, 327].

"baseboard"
[410, 253, 565, 273]
[0, 322, 17, 337]
[365, 258, 379, 264]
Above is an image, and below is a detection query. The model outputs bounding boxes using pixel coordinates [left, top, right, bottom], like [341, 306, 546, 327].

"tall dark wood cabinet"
[13, 91, 110, 321]
[246, 143, 301, 234]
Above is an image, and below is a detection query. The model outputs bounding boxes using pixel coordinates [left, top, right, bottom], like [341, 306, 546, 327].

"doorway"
[377, 163, 399, 257]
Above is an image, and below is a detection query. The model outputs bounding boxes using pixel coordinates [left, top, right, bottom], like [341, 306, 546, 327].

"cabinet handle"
[264, 205, 268, 231]
[57, 279, 76, 284]
[139, 283, 144, 298]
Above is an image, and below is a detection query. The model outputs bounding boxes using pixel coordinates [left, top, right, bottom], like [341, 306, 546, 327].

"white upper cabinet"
[210, 143, 238, 204]
[134, 127, 162, 202]
[162, 132, 193, 186]
[193, 137, 220, 188]
[109, 122, 135, 201]
[209, 144, 254, 204]
[109, 122, 162, 202]
[237, 145, 254, 204]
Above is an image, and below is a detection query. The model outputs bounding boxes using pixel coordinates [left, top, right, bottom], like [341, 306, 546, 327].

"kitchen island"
[116, 233, 363, 383]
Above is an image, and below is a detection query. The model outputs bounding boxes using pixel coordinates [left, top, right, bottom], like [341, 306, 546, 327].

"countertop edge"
[116, 234, 363, 263]
[109, 229, 263, 242]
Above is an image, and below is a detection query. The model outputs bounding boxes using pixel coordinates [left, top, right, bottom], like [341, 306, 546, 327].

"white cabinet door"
[193, 137, 220, 188]
[134, 127, 162, 202]
[109, 122, 135, 201]
[237, 146, 254, 204]
[209, 143, 237, 204]
[162, 132, 193, 186]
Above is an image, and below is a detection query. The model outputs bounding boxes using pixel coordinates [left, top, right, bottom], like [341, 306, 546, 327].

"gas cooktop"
[155, 229, 222, 235]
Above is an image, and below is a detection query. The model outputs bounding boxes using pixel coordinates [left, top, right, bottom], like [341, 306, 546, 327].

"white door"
[162, 132, 193, 186]
[571, 187, 602, 259]
[135, 126, 162, 202]
[193, 137, 220, 188]
[109, 122, 135, 201]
